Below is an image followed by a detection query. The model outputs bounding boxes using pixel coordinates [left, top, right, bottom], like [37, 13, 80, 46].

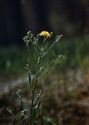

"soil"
[0, 68, 89, 125]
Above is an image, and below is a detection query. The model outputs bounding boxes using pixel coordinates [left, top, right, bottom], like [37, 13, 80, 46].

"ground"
[0, 68, 89, 125]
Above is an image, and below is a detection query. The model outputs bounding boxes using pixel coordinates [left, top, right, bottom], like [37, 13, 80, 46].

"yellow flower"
[39, 31, 50, 37]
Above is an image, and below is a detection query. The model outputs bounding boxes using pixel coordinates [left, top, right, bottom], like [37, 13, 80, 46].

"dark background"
[1, 1, 89, 125]
[0, 0, 89, 46]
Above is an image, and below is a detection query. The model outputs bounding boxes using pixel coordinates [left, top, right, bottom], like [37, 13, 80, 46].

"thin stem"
[29, 76, 38, 125]
[29, 90, 35, 125]
[33, 87, 43, 106]
[40, 107, 44, 125]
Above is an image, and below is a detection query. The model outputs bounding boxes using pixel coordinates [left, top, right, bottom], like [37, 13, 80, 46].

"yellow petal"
[39, 31, 50, 37]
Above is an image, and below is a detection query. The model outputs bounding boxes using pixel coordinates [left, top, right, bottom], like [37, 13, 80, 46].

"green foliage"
[0, 36, 89, 75]
[14, 31, 63, 125]
[54, 36, 89, 70]
[0, 46, 27, 74]
[1, 34, 89, 124]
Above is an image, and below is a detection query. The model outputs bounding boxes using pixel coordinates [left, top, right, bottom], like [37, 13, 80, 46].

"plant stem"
[29, 77, 37, 125]
[30, 90, 35, 125]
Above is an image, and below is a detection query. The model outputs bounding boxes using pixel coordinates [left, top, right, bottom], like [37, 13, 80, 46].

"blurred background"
[0, 0, 89, 125]
[0, 0, 89, 46]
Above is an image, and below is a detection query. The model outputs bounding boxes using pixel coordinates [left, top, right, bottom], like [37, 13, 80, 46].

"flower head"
[38, 31, 50, 38]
